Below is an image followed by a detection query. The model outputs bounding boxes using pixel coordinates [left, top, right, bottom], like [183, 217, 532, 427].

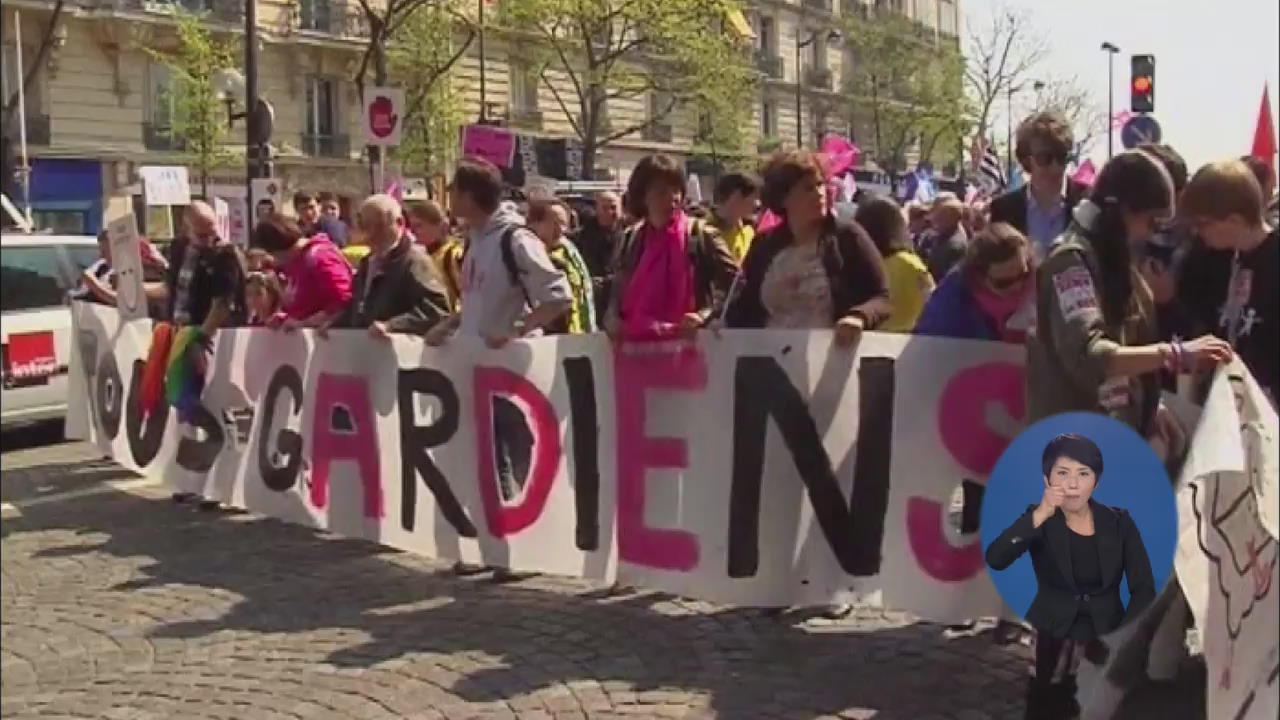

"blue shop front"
[28, 158, 103, 235]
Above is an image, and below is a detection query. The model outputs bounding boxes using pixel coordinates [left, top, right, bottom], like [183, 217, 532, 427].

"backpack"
[461, 224, 531, 305]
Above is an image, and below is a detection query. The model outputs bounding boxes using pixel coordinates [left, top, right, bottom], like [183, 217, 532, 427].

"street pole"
[1101, 42, 1119, 160]
[478, 0, 487, 122]
[245, 0, 260, 204]
[1005, 85, 1015, 177]
[794, 31, 804, 148]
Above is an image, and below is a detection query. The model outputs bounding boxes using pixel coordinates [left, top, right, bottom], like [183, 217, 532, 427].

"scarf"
[970, 277, 1035, 343]
[620, 212, 693, 340]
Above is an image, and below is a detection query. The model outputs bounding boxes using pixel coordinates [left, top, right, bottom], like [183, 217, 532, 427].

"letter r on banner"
[473, 366, 561, 537]
[309, 373, 383, 518]
[614, 344, 705, 571]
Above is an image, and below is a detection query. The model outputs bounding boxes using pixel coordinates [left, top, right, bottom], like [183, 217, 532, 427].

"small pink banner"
[462, 124, 516, 169]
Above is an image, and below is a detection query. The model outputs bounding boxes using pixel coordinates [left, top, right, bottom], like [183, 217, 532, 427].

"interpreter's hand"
[833, 315, 865, 348]
[423, 323, 452, 347]
[679, 313, 703, 339]
[1183, 334, 1234, 371]
[1033, 484, 1067, 527]
[367, 321, 390, 341]
[1140, 258, 1177, 305]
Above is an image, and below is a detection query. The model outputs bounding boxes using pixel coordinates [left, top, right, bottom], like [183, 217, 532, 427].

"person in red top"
[252, 213, 353, 333]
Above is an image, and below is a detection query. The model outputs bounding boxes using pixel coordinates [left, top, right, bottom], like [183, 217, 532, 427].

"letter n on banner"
[907, 362, 1023, 582]
[614, 344, 705, 572]
[309, 373, 382, 518]
[472, 367, 560, 537]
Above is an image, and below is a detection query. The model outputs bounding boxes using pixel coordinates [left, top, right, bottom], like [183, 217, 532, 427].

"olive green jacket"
[1025, 229, 1161, 436]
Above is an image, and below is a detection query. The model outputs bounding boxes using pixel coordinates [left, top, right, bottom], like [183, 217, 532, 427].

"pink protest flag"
[756, 208, 782, 233]
[1111, 110, 1133, 130]
[1071, 159, 1098, 188]
[820, 133, 860, 176]
[384, 178, 403, 202]
[1252, 84, 1277, 172]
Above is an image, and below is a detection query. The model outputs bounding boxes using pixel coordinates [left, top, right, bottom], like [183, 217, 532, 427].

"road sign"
[1121, 114, 1162, 149]
[362, 87, 403, 147]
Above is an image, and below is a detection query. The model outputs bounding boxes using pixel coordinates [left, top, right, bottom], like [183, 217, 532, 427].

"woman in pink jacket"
[252, 213, 353, 332]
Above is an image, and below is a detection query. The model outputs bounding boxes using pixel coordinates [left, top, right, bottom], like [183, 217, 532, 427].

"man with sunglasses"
[990, 112, 1090, 262]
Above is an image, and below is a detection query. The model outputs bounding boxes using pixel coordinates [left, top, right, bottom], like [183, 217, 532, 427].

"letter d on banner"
[473, 367, 561, 536]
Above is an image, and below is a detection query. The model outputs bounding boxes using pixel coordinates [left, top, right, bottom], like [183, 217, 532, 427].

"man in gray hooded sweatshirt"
[425, 158, 571, 580]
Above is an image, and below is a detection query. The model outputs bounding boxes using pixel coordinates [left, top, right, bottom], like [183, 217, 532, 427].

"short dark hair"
[404, 199, 446, 225]
[526, 196, 567, 224]
[292, 192, 315, 210]
[452, 158, 505, 213]
[963, 222, 1029, 280]
[252, 213, 305, 253]
[1015, 112, 1075, 170]
[624, 154, 686, 219]
[316, 191, 338, 204]
[714, 171, 761, 204]
[760, 150, 826, 216]
[1137, 143, 1188, 194]
[853, 196, 909, 257]
[1041, 433, 1104, 480]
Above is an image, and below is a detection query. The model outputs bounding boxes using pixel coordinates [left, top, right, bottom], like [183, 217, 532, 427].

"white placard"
[523, 175, 558, 199]
[362, 87, 404, 147]
[213, 196, 231, 244]
[104, 214, 148, 321]
[250, 178, 283, 223]
[403, 177, 429, 201]
[139, 166, 191, 207]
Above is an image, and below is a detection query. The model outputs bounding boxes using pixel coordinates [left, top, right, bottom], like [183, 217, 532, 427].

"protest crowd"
[73, 109, 1279, 720]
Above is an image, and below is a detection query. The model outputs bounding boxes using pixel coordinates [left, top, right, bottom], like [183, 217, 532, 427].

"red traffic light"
[1133, 76, 1152, 93]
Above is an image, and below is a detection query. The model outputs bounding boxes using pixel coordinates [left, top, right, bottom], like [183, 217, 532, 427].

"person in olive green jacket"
[1027, 150, 1233, 443]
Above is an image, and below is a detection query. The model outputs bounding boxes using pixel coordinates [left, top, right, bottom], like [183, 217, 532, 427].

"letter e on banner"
[473, 366, 561, 537]
[907, 362, 1024, 582]
[614, 345, 705, 572]
[309, 373, 383, 518]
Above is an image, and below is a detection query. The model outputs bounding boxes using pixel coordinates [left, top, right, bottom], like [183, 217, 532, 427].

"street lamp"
[1101, 42, 1120, 159]
[795, 27, 842, 148]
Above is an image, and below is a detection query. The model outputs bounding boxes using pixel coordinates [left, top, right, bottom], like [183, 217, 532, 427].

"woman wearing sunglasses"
[1026, 150, 1234, 441]
[913, 222, 1037, 344]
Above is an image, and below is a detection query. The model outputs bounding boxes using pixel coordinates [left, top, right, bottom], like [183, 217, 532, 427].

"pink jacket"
[278, 236, 353, 321]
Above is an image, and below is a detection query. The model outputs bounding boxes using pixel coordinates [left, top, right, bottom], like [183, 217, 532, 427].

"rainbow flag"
[165, 326, 208, 424]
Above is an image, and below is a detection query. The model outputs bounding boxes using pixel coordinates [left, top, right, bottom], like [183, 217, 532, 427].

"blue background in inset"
[979, 412, 1179, 619]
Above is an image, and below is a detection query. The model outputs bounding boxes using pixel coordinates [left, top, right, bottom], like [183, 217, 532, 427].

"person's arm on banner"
[500, 229, 570, 343]
[423, 312, 461, 346]
[383, 252, 452, 336]
[1117, 509, 1156, 624]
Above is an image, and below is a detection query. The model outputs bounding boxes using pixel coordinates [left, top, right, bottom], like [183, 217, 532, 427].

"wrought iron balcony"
[120, 0, 244, 24]
[509, 108, 544, 130]
[802, 0, 833, 12]
[804, 66, 834, 90]
[643, 123, 673, 143]
[302, 133, 351, 159]
[143, 123, 184, 152]
[293, 0, 370, 37]
[755, 51, 784, 79]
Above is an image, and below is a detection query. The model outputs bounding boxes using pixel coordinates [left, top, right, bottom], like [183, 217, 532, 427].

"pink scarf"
[620, 212, 693, 340]
[970, 277, 1035, 343]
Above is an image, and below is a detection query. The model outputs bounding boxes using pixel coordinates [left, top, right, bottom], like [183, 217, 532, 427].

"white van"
[1, 234, 102, 429]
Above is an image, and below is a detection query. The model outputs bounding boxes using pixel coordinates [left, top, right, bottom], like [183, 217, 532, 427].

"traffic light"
[1131, 55, 1155, 114]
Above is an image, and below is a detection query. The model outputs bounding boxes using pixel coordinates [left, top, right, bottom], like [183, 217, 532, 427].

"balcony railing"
[755, 51, 784, 79]
[143, 123, 185, 152]
[804, 66, 834, 90]
[121, 0, 244, 24]
[292, 1, 370, 38]
[302, 133, 351, 159]
[802, 0, 833, 12]
[22, 115, 51, 146]
[509, 108, 544, 130]
[642, 123, 673, 143]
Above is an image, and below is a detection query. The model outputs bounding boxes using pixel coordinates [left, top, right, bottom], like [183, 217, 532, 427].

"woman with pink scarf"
[914, 222, 1036, 343]
[604, 154, 737, 341]
[252, 213, 353, 333]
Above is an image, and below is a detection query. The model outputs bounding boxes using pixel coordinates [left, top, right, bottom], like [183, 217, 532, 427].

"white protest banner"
[103, 213, 148, 321]
[251, 178, 283, 223]
[362, 87, 404, 147]
[523, 175, 558, 199]
[139, 166, 191, 207]
[403, 177, 430, 201]
[213, 196, 231, 245]
[68, 300, 1033, 618]
[1175, 361, 1279, 720]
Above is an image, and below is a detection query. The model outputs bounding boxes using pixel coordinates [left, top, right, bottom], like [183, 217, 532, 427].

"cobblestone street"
[0, 428, 1198, 720]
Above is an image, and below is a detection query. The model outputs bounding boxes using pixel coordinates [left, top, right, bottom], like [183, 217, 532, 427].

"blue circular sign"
[1121, 114, 1163, 149]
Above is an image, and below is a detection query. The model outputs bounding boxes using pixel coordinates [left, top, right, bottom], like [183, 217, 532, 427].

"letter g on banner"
[907, 362, 1024, 582]
[257, 363, 305, 492]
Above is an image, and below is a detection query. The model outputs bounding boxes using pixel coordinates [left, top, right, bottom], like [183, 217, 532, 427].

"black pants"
[1026, 631, 1083, 720]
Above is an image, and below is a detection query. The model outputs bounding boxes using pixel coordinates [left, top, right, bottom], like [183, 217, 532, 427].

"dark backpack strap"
[500, 225, 531, 306]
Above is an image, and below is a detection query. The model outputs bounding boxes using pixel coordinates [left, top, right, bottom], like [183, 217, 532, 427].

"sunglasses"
[987, 269, 1029, 290]
[1031, 150, 1069, 166]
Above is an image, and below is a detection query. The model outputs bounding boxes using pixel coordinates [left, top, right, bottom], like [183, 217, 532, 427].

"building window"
[761, 99, 776, 137]
[299, 0, 332, 32]
[510, 63, 538, 114]
[144, 61, 181, 150]
[810, 30, 826, 71]
[939, 0, 957, 35]
[758, 15, 776, 55]
[304, 76, 338, 156]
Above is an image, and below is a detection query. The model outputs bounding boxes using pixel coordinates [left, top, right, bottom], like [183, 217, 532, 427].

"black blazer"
[988, 181, 1089, 237]
[985, 500, 1156, 639]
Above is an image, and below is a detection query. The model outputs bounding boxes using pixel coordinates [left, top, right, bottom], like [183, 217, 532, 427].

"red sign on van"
[4, 331, 57, 381]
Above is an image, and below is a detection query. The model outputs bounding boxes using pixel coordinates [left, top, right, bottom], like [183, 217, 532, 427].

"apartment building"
[0, 0, 959, 234]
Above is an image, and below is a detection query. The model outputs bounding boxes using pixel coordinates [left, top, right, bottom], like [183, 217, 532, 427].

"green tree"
[387, 0, 477, 177]
[842, 9, 966, 187]
[144, 10, 238, 197]
[499, 0, 757, 178]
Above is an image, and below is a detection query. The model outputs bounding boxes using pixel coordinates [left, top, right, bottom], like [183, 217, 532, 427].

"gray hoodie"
[458, 202, 570, 336]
